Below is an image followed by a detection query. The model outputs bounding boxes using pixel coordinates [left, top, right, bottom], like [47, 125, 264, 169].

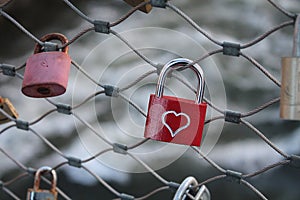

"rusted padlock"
[22, 33, 71, 98]
[27, 166, 58, 200]
[280, 15, 300, 120]
[144, 58, 207, 146]
[173, 176, 211, 200]
[123, 0, 152, 13]
[0, 97, 18, 124]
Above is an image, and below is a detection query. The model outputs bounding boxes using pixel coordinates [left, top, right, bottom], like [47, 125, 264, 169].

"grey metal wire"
[266, 0, 296, 19]
[62, 0, 94, 23]
[127, 152, 169, 185]
[166, 2, 223, 46]
[82, 165, 121, 197]
[240, 52, 281, 87]
[0, 10, 43, 45]
[0, 0, 299, 199]
[240, 119, 289, 158]
[2, 186, 21, 200]
[110, 29, 158, 67]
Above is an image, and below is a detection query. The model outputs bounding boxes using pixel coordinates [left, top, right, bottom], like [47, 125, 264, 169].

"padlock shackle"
[156, 58, 205, 104]
[33, 166, 57, 193]
[34, 33, 69, 54]
[173, 176, 198, 200]
[293, 15, 300, 57]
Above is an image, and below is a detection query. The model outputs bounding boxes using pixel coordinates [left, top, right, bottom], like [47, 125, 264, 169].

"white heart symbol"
[161, 111, 191, 138]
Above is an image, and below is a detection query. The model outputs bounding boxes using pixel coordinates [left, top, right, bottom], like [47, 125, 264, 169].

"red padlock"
[22, 33, 71, 98]
[144, 58, 207, 146]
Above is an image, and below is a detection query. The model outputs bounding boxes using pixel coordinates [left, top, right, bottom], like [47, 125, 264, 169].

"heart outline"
[161, 111, 191, 138]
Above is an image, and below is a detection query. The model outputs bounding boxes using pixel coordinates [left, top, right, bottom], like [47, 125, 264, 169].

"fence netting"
[0, 0, 300, 199]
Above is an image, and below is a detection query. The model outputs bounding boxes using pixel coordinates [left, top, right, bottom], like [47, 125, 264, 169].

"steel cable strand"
[29, 109, 57, 126]
[72, 90, 105, 110]
[110, 29, 158, 67]
[110, 1, 151, 27]
[0, 148, 27, 170]
[240, 52, 281, 87]
[240, 119, 289, 159]
[29, 128, 68, 159]
[241, 179, 268, 200]
[72, 112, 114, 146]
[192, 147, 226, 174]
[166, 2, 223, 46]
[241, 20, 294, 49]
[0, 10, 43, 45]
[241, 97, 280, 118]
[127, 152, 169, 185]
[82, 165, 121, 197]
[2, 186, 21, 200]
[244, 159, 290, 178]
[266, 0, 296, 19]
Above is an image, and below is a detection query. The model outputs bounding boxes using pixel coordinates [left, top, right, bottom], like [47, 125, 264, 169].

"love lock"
[173, 176, 211, 200]
[0, 97, 18, 124]
[280, 15, 300, 120]
[22, 33, 71, 98]
[27, 166, 58, 200]
[144, 58, 207, 146]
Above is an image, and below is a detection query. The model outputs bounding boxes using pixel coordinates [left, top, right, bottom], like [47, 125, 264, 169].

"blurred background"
[1, 0, 300, 199]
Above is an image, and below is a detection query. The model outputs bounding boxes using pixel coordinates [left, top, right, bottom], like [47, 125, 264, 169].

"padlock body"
[22, 52, 71, 98]
[27, 189, 57, 200]
[280, 57, 300, 120]
[144, 94, 207, 146]
[0, 98, 18, 124]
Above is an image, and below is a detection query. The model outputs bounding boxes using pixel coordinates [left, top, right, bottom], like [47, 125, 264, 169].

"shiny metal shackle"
[194, 185, 211, 200]
[155, 58, 205, 104]
[34, 166, 57, 193]
[173, 176, 198, 200]
[293, 14, 300, 56]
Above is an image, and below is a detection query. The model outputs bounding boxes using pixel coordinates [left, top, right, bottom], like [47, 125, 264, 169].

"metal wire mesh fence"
[0, 0, 300, 199]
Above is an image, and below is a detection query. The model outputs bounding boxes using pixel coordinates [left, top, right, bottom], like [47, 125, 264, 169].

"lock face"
[22, 33, 71, 98]
[123, 0, 152, 13]
[27, 166, 57, 200]
[144, 58, 207, 146]
[280, 57, 300, 120]
[145, 95, 206, 146]
[0, 97, 18, 124]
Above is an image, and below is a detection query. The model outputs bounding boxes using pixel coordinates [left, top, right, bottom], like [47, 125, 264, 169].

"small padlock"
[123, 0, 152, 13]
[280, 15, 300, 120]
[0, 97, 18, 124]
[27, 166, 58, 200]
[22, 33, 71, 98]
[144, 58, 207, 146]
[173, 176, 211, 200]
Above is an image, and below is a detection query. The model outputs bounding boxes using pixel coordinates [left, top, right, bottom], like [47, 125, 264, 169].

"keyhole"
[37, 87, 50, 95]
[40, 60, 48, 67]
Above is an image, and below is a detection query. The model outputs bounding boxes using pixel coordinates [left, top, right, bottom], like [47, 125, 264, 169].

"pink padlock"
[22, 33, 71, 98]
